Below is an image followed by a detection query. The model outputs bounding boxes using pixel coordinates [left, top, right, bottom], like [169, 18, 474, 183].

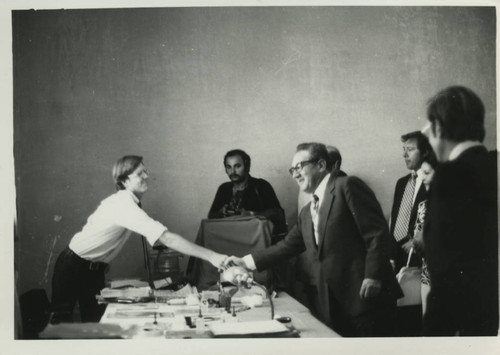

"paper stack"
[100, 286, 152, 298]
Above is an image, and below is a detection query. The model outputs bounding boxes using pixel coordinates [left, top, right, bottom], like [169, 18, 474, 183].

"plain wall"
[13, 6, 496, 297]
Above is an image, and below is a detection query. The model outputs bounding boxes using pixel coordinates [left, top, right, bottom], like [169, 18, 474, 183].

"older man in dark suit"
[422, 86, 498, 336]
[226, 142, 402, 337]
[293, 145, 347, 326]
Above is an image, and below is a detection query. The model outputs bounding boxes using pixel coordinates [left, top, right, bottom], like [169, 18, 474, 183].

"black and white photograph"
[1, 0, 498, 354]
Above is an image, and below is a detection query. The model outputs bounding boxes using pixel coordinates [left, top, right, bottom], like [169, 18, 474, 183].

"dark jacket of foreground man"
[423, 147, 498, 336]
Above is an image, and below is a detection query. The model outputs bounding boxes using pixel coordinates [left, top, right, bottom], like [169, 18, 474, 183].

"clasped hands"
[212, 254, 381, 299]
[219, 256, 253, 287]
[209, 253, 244, 270]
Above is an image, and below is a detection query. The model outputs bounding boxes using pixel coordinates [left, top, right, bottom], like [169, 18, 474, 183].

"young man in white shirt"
[51, 155, 227, 322]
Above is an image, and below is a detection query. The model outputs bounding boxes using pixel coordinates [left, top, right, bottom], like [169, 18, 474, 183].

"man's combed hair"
[296, 142, 329, 167]
[112, 155, 143, 190]
[427, 86, 485, 142]
[224, 149, 251, 171]
[401, 130, 433, 158]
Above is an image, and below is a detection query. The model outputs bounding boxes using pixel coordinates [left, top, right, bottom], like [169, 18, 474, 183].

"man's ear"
[433, 121, 443, 138]
[318, 158, 327, 171]
[121, 178, 130, 189]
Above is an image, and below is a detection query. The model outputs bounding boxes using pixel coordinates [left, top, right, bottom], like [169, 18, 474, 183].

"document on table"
[208, 320, 290, 337]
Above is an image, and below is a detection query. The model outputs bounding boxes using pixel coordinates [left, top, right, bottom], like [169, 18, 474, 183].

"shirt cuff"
[145, 225, 168, 246]
[242, 254, 257, 271]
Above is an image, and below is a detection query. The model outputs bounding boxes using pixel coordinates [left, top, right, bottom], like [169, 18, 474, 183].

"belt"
[66, 247, 108, 271]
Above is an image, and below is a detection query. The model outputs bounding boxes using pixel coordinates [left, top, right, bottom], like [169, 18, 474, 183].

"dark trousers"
[396, 305, 423, 336]
[327, 287, 397, 337]
[51, 247, 106, 323]
[298, 283, 331, 327]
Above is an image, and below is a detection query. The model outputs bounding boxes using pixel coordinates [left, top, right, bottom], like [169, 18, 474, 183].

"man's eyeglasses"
[129, 168, 150, 178]
[288, 160, 318, 175]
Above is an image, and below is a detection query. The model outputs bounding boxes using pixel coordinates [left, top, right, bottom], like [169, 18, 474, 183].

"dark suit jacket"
[294, 169, 347, 286]
[253, 173, 402, 318]
[423, 147, 498, 333]
[389, 173, 427, 270]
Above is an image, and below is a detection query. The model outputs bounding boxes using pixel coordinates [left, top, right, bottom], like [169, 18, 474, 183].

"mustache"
[229, 174, 240, 178]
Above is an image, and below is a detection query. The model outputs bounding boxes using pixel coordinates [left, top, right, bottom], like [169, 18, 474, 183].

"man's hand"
[239, 208, 255, 217]
[359, 278, 381, 300]
[401, 240, 413, 253]
[224, 255, 248, 269]
[208, 252, 229, 271]
[220, 265, 253, 288]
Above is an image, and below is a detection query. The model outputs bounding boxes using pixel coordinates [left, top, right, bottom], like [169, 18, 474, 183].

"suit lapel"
[317, 174, 336, 255]
[302, 205, 318, 251]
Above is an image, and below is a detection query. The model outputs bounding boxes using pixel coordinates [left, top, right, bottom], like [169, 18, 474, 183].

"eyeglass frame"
[128, 168, 150, 178]
[288, 159, 319, 175]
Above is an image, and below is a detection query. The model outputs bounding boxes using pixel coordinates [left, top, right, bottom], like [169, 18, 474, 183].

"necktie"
[393, 174, 416, 241]
[311, 194, 320, 245]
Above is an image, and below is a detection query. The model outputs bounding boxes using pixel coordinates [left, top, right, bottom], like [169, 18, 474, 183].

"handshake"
[218, 256, 254, 289]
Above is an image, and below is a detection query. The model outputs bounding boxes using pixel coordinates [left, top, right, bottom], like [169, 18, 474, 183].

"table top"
[40, 291, 339, 339]
[236, 292, 339, 338]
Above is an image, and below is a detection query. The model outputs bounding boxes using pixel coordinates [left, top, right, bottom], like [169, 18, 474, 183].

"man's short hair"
[401, 130, 433, 157]
[224, 149, 251, 171]
[326, 145, 342, 171]
[296, 142, 329, 167]
[112, 155, 143, 190]
[426, 85, 485, 142]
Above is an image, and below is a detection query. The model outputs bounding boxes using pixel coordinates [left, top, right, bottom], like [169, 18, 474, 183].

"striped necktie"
[393, 174, 416, 242]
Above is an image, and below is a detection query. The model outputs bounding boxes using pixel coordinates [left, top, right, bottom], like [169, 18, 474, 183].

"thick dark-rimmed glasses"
[288, 160, 318, 175]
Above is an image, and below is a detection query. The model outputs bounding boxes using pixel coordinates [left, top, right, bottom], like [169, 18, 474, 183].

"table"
[235, 292, 338, 338]
[39, 292, 339, 339]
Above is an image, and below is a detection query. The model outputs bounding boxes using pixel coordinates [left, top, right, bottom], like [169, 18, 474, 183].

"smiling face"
[291, 150, 325, 194]
[225, 155, 249, 184]
[122, 163, 149, 198]
[402, 138, 422, 171]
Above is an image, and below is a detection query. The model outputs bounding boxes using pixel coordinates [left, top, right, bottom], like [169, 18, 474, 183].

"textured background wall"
[12, 6, 496, 297]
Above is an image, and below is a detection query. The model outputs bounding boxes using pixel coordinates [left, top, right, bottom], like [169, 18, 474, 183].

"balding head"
[326, 145, 342, 172]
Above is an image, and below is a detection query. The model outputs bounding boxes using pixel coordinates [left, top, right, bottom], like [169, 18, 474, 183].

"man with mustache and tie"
[225, 143, 402, 337]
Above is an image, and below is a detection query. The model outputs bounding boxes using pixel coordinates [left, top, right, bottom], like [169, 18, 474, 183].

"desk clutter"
[97, 280, 199, 304]
[40, 279, 298, 339]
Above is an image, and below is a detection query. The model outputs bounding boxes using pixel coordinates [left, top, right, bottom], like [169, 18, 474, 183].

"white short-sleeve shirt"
[69, 189, 168, 263]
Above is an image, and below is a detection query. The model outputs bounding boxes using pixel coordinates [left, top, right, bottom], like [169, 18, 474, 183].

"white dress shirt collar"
[449, 141, 483, 161]
[313, 173, 331, 204]
[122, 188, 140, 205]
